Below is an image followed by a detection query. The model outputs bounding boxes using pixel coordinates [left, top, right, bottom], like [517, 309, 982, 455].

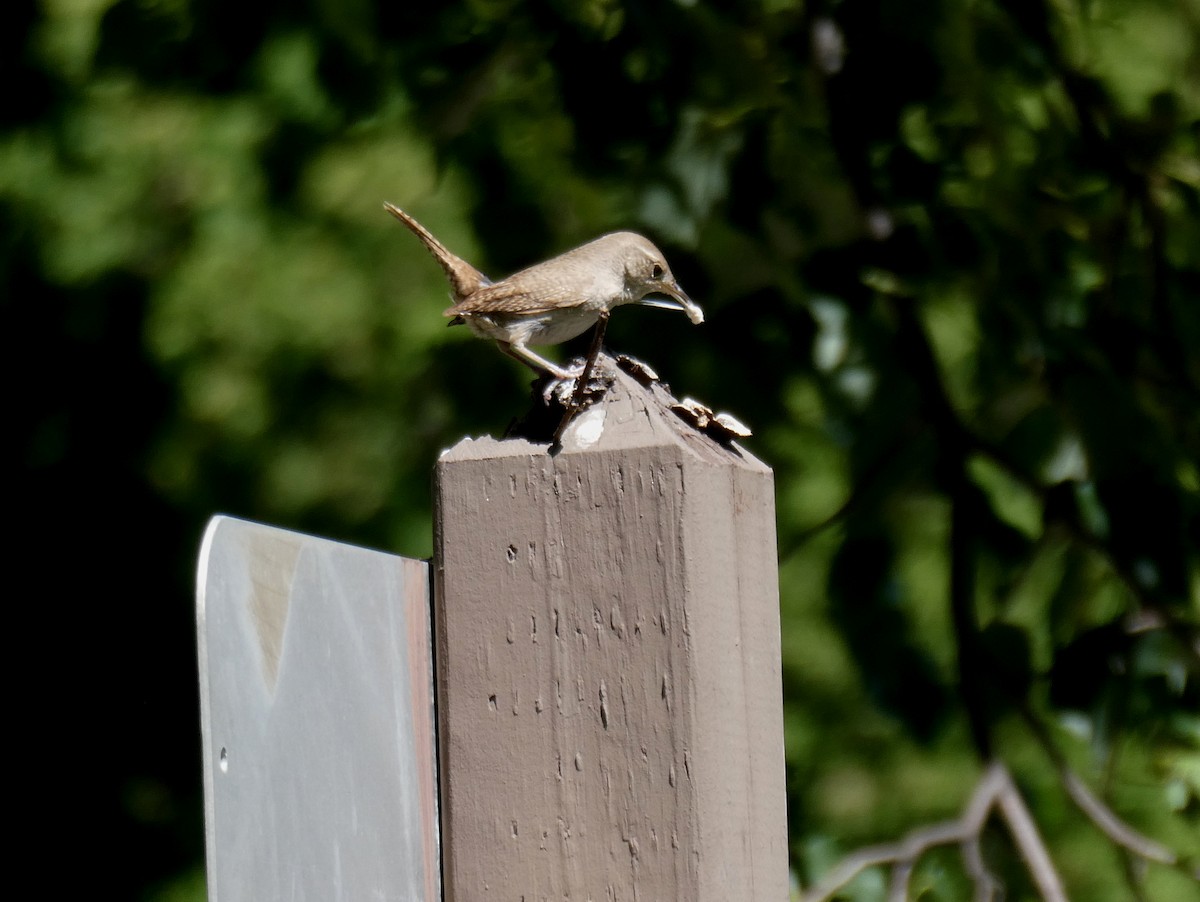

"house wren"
[384, 203, 703, 379]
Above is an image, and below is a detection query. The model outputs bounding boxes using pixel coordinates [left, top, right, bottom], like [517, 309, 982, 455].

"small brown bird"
[384, 203, 703, 379]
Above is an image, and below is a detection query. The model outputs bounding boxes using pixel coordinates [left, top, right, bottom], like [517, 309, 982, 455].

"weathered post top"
[434, 354, 788, 901]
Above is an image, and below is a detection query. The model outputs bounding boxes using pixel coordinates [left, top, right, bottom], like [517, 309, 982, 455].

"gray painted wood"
[434, 358, 789, 901]
[196, 515, 439, 902]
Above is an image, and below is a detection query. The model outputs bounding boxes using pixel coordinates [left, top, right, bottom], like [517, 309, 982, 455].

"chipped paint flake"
[568, 403, 607, 447]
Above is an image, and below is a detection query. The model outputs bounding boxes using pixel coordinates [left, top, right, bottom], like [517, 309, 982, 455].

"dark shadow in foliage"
[1050, 620, 1134, 713]
[5, 211, 205, 896]
[978, 620, 1035, 715]
[96, 0, 282, 92]
[259, 120, 329, 204]
[828, 533, 951, 742]
[1, 2, 59, 127]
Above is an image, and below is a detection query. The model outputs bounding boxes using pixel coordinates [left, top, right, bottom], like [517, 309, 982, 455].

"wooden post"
[434, 358, 788, 900]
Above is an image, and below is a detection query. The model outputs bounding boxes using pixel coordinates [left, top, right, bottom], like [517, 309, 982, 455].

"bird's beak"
[641, 282, 705, 325]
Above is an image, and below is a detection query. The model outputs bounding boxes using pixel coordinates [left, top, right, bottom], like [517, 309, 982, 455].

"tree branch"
[1011, 696, 1200, 881]
[801, 761, 1066, 902]
[992, 768, 1068, 902]
[1060, 770, 1189, 871]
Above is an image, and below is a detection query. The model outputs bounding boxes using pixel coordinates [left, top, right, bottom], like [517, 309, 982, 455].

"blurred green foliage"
[6, 0, 1198, 898]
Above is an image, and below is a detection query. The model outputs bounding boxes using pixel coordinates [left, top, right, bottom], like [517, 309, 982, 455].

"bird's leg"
[497, 341, 580, 381]
[570, 309, 609, 409]
[551, 310, 610, 445]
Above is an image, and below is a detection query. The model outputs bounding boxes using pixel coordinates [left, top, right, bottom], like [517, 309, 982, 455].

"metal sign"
[196, 516, 439, 901]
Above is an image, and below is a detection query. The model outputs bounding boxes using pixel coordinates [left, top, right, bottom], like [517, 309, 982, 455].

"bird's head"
[614, 233, 705, 325]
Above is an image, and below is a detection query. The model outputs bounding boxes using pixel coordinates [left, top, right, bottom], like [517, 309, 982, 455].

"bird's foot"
[506, 355, 616, 450]
[540, 360, 592, 405]
[541, 373, 575, 406]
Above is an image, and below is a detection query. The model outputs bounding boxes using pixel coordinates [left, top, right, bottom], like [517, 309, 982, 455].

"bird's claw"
[544, 355, 618, 406]
[542, 375, 576, 406]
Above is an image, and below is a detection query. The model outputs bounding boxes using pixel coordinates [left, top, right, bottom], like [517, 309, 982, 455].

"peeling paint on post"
[434, 360, 789, 900]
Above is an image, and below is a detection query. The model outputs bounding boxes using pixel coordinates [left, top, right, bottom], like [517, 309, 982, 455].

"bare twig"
[992, 769, 1067, 902]
[1060, 770, 1182, 868]
[961, 836, 1001, 902]
[887, 860, 912, 902]
[1063, 768, 1200, 882]
[1014, 698, 1200, 881]
[801, 761, 1067, 902]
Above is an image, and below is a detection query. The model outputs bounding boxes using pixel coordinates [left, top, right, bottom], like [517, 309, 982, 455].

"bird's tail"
[384, 203, 490, 298]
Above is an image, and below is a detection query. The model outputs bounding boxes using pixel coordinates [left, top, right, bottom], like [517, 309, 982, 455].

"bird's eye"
[651, 264, 664, 280]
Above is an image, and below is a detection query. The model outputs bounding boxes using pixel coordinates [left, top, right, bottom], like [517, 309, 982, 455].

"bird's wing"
[444, 275, 586, 317]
